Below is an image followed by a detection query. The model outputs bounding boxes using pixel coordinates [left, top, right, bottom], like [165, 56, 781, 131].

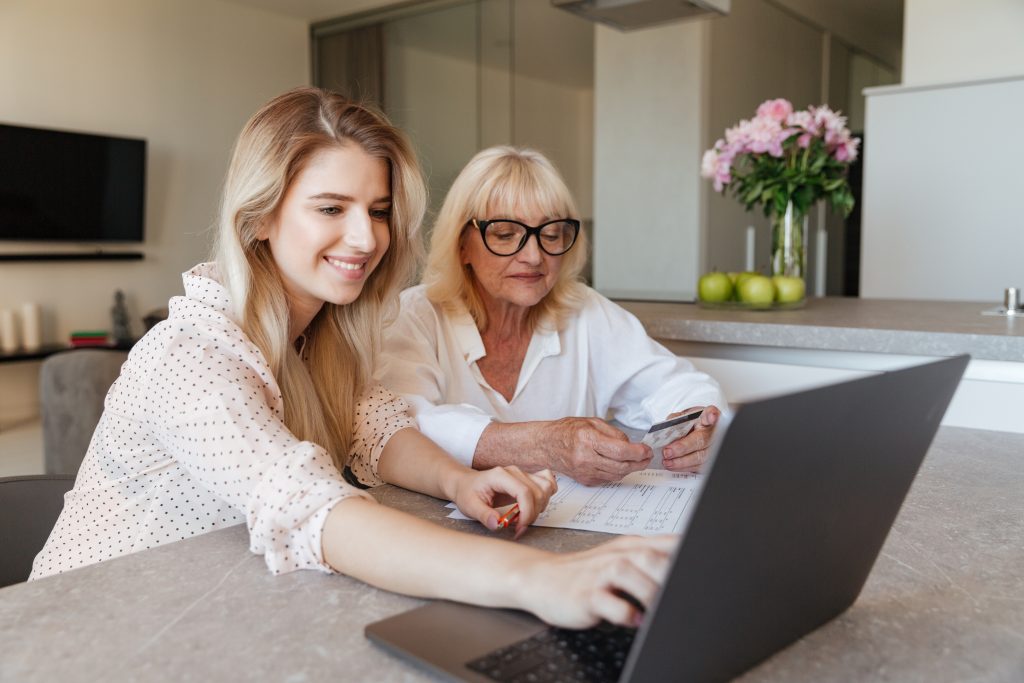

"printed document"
[447, 469, 704, 536]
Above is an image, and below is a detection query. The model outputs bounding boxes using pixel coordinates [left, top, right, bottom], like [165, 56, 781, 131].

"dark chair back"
[0, 474, 75, 587]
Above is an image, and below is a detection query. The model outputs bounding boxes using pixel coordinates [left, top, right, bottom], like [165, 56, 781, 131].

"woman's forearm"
[473, 421, 550, 471]
[322, 496, 547, 607]
[376, 427, 467, 500]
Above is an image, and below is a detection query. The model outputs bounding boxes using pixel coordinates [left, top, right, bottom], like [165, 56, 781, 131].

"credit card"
[641, 409, 704, 449]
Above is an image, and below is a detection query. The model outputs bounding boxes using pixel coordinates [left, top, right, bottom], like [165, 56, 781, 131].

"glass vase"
[770, 200, 808, 282]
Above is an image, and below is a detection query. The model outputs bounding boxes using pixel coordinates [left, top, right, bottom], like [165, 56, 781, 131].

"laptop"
[367, 355, 969, 683]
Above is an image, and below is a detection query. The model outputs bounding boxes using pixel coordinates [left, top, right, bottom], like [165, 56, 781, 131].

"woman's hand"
[542, 418, 653, 486]
[451, 466, 558, 539]
[516, 535, 678, 629]
[661, 405, 721, 472]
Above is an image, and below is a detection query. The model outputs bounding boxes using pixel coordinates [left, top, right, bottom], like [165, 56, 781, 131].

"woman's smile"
[325, 254, 371, 280]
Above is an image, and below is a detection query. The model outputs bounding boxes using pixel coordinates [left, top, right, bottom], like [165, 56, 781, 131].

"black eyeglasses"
[471, 218, 580, 257]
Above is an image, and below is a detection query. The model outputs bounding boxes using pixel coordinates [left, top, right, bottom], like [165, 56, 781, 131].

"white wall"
[774, 0, 902, 73]
[0, 0, 309, 423]
[384, 6, 480, 222]
[515, 74, 595, 221]
[902, 0, 1024, 85]
[858, 0, 1024, 301]
[381, 0, 594, 222]
[593, 22, 705, 299]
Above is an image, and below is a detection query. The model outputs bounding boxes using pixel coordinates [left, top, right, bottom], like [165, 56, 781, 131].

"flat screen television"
[0, 123, 146, 242]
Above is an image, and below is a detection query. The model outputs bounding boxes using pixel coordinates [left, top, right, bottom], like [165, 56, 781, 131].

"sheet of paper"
[446, 469, 704, 536]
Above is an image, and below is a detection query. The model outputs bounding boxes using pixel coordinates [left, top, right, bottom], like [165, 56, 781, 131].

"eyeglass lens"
[483, 220, 578, 256]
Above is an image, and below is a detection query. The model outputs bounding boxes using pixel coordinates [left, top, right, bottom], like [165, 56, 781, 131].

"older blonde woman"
[378, 146, 727, 485]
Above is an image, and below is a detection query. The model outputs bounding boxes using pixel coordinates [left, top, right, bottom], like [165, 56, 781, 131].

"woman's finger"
[528, 468, 558, 496]
[460, 491, 502, 530]
[700, 405, 721, 427]
[465, 468, 536, 530]
[489, 465, 543, 503]
[484, 468, 542, 535]
[662, 427, 713, 461]
[589, 589, 640, 628]
[512, 470, 557, 537]
[588, 561, 663, 626]
[665, 448, 709, 471]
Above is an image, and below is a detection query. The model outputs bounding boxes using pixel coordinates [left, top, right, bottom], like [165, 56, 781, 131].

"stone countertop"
[615, 297, 1024, 361]
[1, 427, 1022, 683]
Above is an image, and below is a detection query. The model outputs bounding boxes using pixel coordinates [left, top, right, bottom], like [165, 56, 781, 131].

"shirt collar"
[450, 300, 563, 387]
[450, 303, 487, 364]
[174, 262, 236, 321]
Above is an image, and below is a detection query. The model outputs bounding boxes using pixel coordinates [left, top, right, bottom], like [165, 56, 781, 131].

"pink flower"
[742, 116, 786, 157]
[701, 147, 734, 192]
[813, 106, 849, 141]
[834, 138, 859, 162]
[700, 98, 860, 215]
[700, 149, 719, 179]
[786, 110, 817, 133]
[724, 120, 749, 147]
[756, 98, 793, 123]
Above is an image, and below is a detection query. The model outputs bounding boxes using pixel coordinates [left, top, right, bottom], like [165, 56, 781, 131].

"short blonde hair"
[215, 87, 425, 471]
[422, 146, 587, 331]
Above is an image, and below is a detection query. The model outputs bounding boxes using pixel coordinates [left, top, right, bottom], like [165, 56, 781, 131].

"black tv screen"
[0, 123, 146, 242]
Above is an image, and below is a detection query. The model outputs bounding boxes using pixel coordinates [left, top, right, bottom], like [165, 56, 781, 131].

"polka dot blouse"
[30, 262, 415, 580]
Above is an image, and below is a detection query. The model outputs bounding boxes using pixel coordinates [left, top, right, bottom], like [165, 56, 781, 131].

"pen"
[496, 504, 520, 529]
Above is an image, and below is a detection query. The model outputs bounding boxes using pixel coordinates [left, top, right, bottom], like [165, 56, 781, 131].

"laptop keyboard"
[465, 622, 636, 683]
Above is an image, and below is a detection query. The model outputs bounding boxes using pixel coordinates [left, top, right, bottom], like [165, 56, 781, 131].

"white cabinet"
[663, 340, 1024, 434]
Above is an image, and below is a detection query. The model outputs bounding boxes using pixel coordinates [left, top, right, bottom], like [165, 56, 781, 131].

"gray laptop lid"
[621, 354, 969, 682]
[367, 355, 969, 683]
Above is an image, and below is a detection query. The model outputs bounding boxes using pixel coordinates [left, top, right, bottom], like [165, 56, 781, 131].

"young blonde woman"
[30, 88, 673, 629]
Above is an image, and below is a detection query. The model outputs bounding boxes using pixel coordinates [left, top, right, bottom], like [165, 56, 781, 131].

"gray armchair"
[39, 349, 128, 476]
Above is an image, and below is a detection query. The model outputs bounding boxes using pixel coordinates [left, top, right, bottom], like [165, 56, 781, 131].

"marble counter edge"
[627, 313, 1024, 362]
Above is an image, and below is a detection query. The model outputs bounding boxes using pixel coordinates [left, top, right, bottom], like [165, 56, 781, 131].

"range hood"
[552, 0, 730, 31]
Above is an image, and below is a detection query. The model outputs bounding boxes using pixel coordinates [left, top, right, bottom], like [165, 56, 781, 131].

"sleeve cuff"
[415, 405, 493, 467]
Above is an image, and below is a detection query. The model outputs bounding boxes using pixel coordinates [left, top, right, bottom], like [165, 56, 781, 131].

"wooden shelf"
[0, 342, 133, 364]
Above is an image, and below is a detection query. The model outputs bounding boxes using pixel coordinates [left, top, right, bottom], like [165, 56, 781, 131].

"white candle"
[815, 227, 828, 297]
[745, 225, 756, 272]
[0, 309, 18, 353]
[21, 302, 41, 351]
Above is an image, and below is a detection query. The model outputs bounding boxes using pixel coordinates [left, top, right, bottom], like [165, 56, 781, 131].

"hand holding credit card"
[641, 409, 704, 450]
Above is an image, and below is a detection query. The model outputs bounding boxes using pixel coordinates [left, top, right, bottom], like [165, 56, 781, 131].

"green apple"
[738, 275, 776, 304]
[734, 271, 761, 289]
[772, 275, 805, 303]
[698, 271, 733, 302]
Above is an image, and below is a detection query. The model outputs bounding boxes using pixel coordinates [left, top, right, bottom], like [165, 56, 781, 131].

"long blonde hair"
[214, 87, 425, 470]
[423, 146, 588, 332]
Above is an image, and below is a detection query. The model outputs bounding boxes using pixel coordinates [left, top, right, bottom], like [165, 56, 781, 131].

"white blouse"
[377, 285, 727, 467]
[30, 263, 415, 580]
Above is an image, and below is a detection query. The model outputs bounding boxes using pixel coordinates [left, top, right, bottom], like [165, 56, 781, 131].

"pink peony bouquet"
[701, 98, 859, 218]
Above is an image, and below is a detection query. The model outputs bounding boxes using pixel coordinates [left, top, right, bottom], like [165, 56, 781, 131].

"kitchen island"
[616, 297, 1024, 433]
[1, 426, 1021, 683]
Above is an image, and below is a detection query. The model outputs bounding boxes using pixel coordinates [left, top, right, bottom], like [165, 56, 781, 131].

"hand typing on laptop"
[515, 534, 678, 629]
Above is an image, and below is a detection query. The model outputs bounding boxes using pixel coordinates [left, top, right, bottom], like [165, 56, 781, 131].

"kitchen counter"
[1, 426, 1021, 682]
[616, 297, 1024, 362]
